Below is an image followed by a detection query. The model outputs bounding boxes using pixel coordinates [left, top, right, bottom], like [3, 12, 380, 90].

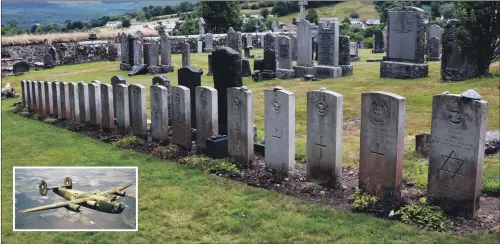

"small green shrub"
[151, 144, 182, 160]
[178, 156, 241, 178]
[32, 113, 45, 120]
[113, 136, 142, 149]
[18, 110, 31, 117]
[395, 204, 452, 232]
[65, 120, 85, 132]
[348, 189, 379, 212]
[13, 104, 25, 113]
[43, 117, 58, 124]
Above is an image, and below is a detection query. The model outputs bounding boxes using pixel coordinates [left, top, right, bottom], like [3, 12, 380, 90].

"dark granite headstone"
[178, 66, 203, 129]
[206, 135, 228, 159]
[207, 54, 213, 76]
[43, 54, 54, 68]
[241, 59, 251, 77]
[13, 61, 30, 74]
[373, 29, 384, 53]
[212, 47, 242, 134]
[254, 59, 264, 71]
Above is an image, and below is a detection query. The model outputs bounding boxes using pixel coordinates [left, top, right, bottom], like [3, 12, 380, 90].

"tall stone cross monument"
[299, 1, 308, 20]
[198, 17, 205, 53]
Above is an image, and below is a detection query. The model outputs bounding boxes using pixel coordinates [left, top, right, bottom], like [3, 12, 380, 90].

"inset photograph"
[14, 167, 137, 231]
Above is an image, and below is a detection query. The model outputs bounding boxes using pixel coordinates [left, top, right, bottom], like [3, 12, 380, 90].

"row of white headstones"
[20, 80, 488, 218]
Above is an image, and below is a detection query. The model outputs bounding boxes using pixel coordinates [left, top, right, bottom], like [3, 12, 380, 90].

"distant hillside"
[277, 1, 379, 24]
[1, 1, 179, 28]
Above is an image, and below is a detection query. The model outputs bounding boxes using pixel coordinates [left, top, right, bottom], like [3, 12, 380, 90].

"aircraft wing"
[97, 183, 132, 196]
[19, 197, 91, 213]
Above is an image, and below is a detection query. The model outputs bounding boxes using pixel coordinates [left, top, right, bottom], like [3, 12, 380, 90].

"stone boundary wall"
[3, 32, 296, 68]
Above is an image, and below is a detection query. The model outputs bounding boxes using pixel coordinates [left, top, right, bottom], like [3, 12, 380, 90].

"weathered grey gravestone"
[115, 84, 130, 133]
[129, 84, 147, 138]
[276, 35, 294, 79]
[227, 27, 242, 56]
[133, 40, 142, 65]
[212, 47, 242, 135]
[359, 91, 406, 195]
[178, 66, 203, 129]
[14, 61, 30, 74]
[44, 81, 54, 116]
[160, 33, 174, 72]
[100, 83, 114, 130]
[68, 82, 80, 121]
[339, 35, 353, 76]
[263, 32, 277, 72]
[152, 76, 171, 124]
[59, 81, 70, 119]
[204, 33, 213, 52]
[88, 82, 102, 126]
[143, 43, 151, 65]
[181, 42, 191, 67]
[315, 20, 342, 78]
[37, 81, 46, 116]
[119, 32, 133, 71]
[264, 87, 295, 173]
[372, 29, 384, 53]
[427, 37, 440, 61]
[32, 81, 39, 111]
[427, 24, 443, 40]
[441, 19, 479, 81]
[381, 6, 428, 79]
[228, 86, 254, 168]
[349, 41, 360, 62]
[427, 91, 488, 218]
[195, 86, 218, 149]
[272, 21, 279, 32]
[51, 81, 60, 118]
[78, 82, 90, 124]
[111, 75, 126, 118]
[306, 88, 343, 188]
[150, 85, 169, 141]
[21, 80, 27, 107]
[171, 85, 192, 149]
[149, 40, 160, 66]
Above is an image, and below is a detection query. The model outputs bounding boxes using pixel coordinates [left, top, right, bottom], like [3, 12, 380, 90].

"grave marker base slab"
[293, 66, 315, 78]
[120, 63, 133, 71]
[339, 65, 353, 76]
[314, 65, 342, 78]
[276, 69, 295, 79]
[380, 61, 428, 79]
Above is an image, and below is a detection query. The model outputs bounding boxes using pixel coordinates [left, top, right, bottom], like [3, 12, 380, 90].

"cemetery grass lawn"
[2, 104, 500, 243]
[3, 49, 499, 196]
[277, 1, 380, 24]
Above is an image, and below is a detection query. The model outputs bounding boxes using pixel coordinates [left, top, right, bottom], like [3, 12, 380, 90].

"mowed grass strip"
[3, 48, 499, 193]
[2, 104, 499, 243]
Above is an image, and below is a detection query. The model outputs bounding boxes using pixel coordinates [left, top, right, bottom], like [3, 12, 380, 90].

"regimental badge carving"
[316, 95, 328, 117]
[233, 97, 241, 108]
[369, 100, 389, 124]
[272, 94, 281, 114]
[447, 99, 462, 126]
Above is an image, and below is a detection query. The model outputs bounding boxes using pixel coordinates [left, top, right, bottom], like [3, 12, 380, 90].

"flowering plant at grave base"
[395, 204, 452, 232]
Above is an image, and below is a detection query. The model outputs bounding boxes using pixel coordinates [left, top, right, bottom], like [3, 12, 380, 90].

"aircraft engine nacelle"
[115, 190, 126, 196]
[65, 203, 81, 212]
[86, 200, 98, 206]
[97, 200, 125, 213]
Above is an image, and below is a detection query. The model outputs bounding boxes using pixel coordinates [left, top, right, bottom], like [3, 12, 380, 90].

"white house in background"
[349, 18, 361, 24]
[365, 19, 381, 25]
[105, 21, 122, 28]
[163, 22, 176, 33]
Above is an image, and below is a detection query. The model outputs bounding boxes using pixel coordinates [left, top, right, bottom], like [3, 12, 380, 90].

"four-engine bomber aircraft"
[19, 177, 131, 214]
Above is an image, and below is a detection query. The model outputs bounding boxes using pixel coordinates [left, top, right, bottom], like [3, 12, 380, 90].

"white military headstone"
[44, 81, 54, 116]
[51, 81, 60, 118]
[171, 85, 192, 149]
[359, 91, 406, 195]
[195, 86, 218, 149]
[427, 91, 488, 218]
[100, 83, 114, 130]
[150, 84, 169, 141]
[59, 82, 70, 119]
[115, 84, 130, 132]
[129, 84, 147, 137]
[228, 86, 254, 167]
[68, 82, 80, 121]
[88, 82, 102, 126]
[78, 82, 90, 123]
[264, 87, 296, 173]
[306, 88, 343, 188]
[37, 81, 46, 116]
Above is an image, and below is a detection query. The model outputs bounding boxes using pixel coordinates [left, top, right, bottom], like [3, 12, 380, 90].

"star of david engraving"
[439, 150, 464, 179]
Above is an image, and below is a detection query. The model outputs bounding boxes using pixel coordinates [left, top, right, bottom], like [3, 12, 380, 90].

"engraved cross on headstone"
[272, 128, 282, 152]
[371, 143, 384, 170]
[316, 135, 326, 159]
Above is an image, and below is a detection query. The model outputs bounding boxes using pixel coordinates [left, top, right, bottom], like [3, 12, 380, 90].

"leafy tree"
[155, 22, 166, 36]
[199, 1, 242, 33]
[178, 17, 198, 35]
[349, 12, 360, 18]
[440, 3, 454, 19]
[305, 8, 318, 25]
[177, 1, 191, 13]
[453, 1, 500, 75]
[122, 19, 131, 28]
[430, 2, 441, 18]
[342, 17, 351, 25]
[261, 8, 270, 19]
[271, 1, 298, 17]
[164, 5, 176, 15]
